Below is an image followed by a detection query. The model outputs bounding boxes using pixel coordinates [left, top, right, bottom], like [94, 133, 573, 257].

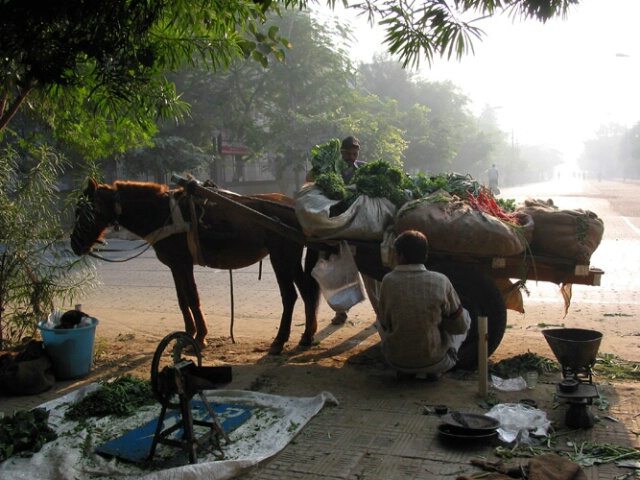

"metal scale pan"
[542, 328, 603, 428]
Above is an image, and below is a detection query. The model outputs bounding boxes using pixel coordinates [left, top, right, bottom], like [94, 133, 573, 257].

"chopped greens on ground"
[495, 440, 640, 468]
[490, 352, 560, 378]
[0, 408, 57, 461]
[593, 353, 640, 381]
[64, 374, 155, 421]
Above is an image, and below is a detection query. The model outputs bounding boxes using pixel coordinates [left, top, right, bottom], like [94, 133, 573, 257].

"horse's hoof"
[330, 311, 348, 325]
[298, 334, 314, 347]
[268, 343, 284, 355]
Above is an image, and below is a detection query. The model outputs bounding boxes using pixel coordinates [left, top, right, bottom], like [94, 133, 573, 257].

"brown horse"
[70, 178, 320, 354]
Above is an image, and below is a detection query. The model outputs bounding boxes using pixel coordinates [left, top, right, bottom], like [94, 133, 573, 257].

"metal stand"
[555, 382, 599, 429]
[147, 332, 232, 465]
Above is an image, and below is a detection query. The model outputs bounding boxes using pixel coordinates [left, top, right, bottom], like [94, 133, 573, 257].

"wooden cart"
[171, 174, 604, 368]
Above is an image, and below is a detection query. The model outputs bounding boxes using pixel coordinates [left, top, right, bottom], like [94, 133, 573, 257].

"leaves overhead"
[355, 0, 579, 68]
[1, 0, 580, 140]
[0, 0, 291, 135]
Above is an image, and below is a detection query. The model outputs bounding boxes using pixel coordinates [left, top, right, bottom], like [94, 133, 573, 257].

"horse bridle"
[106, 189, 122, 231]
[86, 187, 180, 263]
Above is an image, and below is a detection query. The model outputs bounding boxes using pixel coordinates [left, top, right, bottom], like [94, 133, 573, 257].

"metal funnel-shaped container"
[542, 328, 603, 370]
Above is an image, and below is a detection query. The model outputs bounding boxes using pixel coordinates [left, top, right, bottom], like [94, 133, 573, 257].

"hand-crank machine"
[147, 332, 233, 465]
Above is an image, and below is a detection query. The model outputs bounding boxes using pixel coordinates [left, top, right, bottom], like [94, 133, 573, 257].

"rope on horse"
[229, 270, 235, 344]
[187, 195, 205, 266]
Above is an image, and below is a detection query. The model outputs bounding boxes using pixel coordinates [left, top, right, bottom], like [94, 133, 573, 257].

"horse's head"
[70, 178, 120, 255]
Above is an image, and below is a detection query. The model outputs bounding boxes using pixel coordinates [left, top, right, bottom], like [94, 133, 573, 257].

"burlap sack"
[395, 191, 528, 257]
[0, 341, 55, 395]
[516, 199, 604, 263]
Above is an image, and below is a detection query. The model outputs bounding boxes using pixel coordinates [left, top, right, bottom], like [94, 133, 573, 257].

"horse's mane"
[113, 180, 172, 195]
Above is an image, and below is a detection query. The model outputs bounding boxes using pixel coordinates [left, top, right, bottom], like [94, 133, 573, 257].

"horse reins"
[84, 184, 264, 344]
[87, 189, 173, 263]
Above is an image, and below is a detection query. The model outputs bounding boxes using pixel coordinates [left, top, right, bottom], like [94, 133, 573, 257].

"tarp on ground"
[0, 385, 338, 480]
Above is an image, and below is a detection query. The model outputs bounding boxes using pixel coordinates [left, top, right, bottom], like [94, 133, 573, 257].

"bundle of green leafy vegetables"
[0, 408, 57, 461]
[351, 160, 415, 207]
[307, 140, 519, 219]
[64, 374, 155, 421]
[312, 152, 488, 205]
[309, 139, 346, 177]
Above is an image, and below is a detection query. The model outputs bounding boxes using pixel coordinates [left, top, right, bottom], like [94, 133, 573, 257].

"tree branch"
[0, 82, 37, 133]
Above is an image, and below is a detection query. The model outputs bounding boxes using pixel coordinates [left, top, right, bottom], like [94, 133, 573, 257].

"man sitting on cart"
[306, 135, 366, 325]
[305, 135, 364, 184]
[376, 230, 471, 381]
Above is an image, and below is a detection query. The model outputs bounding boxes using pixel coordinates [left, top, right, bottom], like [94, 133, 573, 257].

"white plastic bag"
[491, 374, 528, 392]
[486, 403, 551, 444]
[311, 241, 365, 312]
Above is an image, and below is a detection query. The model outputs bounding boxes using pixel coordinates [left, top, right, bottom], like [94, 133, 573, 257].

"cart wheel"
[432, 264, 507, 370]
[150, 332, 202, 409]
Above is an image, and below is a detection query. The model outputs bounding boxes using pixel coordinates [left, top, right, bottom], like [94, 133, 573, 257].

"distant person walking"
[487, 164, 499, 194]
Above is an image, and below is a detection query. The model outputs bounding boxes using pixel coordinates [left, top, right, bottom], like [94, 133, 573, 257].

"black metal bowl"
[437, 424, 498, 441]
[559, 378, 580, 393]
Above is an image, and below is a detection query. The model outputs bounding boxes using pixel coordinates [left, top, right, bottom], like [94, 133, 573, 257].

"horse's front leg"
[170, 267, 209, 349]
[298, 247, 321, 347]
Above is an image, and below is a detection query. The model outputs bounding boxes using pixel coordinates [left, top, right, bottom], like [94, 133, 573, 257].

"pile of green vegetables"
[490, 352, 560, 378]
[64, 374, 155, 421]
[0, 408, 57, 461]
[309, 139, 347, 176]
[309, 139, 513, 212]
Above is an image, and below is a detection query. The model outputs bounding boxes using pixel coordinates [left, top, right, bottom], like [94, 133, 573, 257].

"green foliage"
[309, 139, 347, 176]
[351, 160, 413, 207]
[365, 0, 578, 68]
[314, 172, 348, 200]
[64, 375, 155, 421]
[594, 353, 640, 382]
[0, 140, 97, 348]
[311, 160, 516, 215]
[409, 172, 484, 198]
[489, 352, 560, 378]
[496, 198, 517, 212]
[0, 0, 292, 144]
[0, 408, 58, 462]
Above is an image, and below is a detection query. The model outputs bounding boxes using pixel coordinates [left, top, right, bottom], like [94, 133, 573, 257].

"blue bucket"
[38, 318, 99, 380]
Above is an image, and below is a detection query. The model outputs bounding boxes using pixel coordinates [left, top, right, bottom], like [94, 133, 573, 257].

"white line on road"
[623, 217, 640, 237]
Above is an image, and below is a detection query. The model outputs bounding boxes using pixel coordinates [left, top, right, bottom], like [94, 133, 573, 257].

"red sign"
[220, 141, 250, 156]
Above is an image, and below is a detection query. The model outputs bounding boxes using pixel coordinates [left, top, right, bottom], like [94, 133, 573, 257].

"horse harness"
[142, 193, 206, 266]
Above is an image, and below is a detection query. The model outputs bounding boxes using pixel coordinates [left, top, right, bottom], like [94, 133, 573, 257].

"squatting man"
[376, 230, 471, 381]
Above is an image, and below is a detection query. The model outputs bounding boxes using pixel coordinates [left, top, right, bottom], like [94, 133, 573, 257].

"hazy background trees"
[113, 9, 564, 195]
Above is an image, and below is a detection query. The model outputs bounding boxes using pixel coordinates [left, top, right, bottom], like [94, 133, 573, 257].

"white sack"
[295, 185, 397, 241]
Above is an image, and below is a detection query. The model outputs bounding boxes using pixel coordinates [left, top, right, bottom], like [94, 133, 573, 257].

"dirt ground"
[1, 177, 640, 478]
